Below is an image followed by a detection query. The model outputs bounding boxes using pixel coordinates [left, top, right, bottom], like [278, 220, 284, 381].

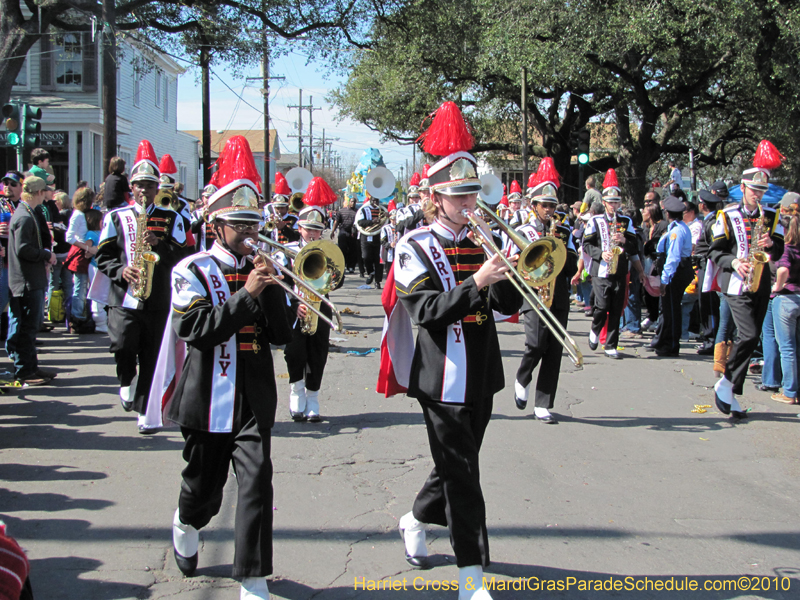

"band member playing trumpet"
[386, 101, 522, 600]
[94, 139, 190, 433]
[356, 195, 384, 289]
[507, 180, 529, 228]
[152, 135, 292, 600]
[511, 159, 577, 423]
[582, 168, 640, 359]
[191, 183, 218, 251]
[706, 141, 785, 418]
[282, 198, 344, 422]
[265, 173, 300, 245]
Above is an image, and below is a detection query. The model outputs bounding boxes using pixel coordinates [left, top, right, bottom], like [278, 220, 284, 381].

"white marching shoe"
[289, 381, 307, 421]
[241, 577, 270, 599]
[399, 511, 429, 569]
[458, 566, 492, 599]
[172, 509, 199, 576]
[119, 385, 133, 412]
[305, 389, 320, 422]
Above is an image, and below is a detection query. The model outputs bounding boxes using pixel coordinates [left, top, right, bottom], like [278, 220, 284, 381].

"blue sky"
[176, 46, 417, 178]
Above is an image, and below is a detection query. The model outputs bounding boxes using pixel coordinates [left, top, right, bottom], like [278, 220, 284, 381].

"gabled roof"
[181, 129, 279, 156]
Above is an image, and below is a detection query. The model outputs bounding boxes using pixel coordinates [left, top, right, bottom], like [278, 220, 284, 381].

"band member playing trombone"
[281, 193, 344, 422]
[511, 159, 577, 423]
[582, 168, 640, 359]
[386, 101, 522, 600]
[356, 194, 385, 289]
[156, 136, 292, 600]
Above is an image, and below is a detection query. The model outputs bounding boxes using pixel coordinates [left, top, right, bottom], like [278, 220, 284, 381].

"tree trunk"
[0, 6, 40, 106]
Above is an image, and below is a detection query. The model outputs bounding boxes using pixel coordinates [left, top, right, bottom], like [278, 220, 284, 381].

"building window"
[54, 33, 83, 88]
[120, 150, 132, 172]
[155, 70, 162, 107]
[133, 70, 140, 107]
[163, 76, 169, 122]
[179, 164, 187, 187]
[14, 58, 28, 88]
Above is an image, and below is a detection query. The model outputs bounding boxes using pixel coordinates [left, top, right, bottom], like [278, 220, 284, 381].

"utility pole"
[521, 66, 528, 188]
[288, 90, 318, 169]
[305, 96, 321, 171]
[246, 34, 284, 192]
[412, 144, 416, 175]
[200, 44, 211, 185]
[101, 0, 117, 177]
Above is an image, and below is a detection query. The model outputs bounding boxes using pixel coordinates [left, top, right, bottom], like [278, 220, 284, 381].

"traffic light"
[2, 102, 21, 148]
[577, 127, 590, 165]
[21, 103, 42, 147]
[568, 130, 579, 155]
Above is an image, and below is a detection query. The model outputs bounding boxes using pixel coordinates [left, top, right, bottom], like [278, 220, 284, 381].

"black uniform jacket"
[166, 242, 293, 432]
[393, 220, 522, 403]
[582, 213, 639, 279]
[96, 202, 190, 310]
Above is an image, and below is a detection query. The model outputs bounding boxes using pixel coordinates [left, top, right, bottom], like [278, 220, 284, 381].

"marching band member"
[94, 140, 190, 433]
[356, 194, 384, 289]
[507, 180, 529, 228]
[396, 172, 422, 237]
[582, 168, 641, 359]
[158, 154, 193, 226]
[706, 141, 785, 418]
[191, 184, 218, 252]
[282, 184, 343, 422]
[384, 101, 522, 600]
[264, 173, 300, 245]
[152, 135, 292, 600]
[511, 159, 578, 423]
[381, 209, 398, 267]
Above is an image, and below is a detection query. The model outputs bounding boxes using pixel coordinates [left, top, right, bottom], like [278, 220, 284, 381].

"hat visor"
[215, 210, 264, 223]
[130, 174, 160, 183]
[430, 181, 483, 196]
[532, 197, 558, 204]
[299, 221, 325, 230]
[743, 181, 768, 192]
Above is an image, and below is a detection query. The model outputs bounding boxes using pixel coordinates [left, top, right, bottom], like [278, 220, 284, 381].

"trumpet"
[262, 213, 280, 232]
[289, 192, 306, 214]
[244, 237, 344, 333]
[463, 199, 583, 368]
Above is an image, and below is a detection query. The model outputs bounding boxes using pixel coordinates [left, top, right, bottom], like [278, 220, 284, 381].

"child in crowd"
[84, 209, 107, 334]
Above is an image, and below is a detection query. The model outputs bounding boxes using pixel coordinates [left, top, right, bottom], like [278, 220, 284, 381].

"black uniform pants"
[179, 416, 273, 578]
[284, 315, 331, 391]
[337, 231, 360, 272]
[361, 240, 383, 283]
[516, 308, 569, 408]
[412, 395, 493, 568]
[725, 291, 770, 394]
[591, 276, 626, 350]
[651, 261, 694, 353]
[107, 307, 168, 414]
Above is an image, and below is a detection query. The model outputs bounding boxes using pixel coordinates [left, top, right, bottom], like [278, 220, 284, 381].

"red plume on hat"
[500, 194, 509, 206]
[409, 172, 421, 187]
[274, 172, 291, 196]
[418, 101, 474, 156]
[135, 140, 158, 168]
[422, 164, 430, 178]
[527, 172, 537, 189]
[214, 135, 262, 193]
[388, 199, 397, 211]
[158, 154, 177, 175]
[509, 180, 523, 196]
[603, 168, 620, 189]
[303, 177, 337, 206]
[536, 157, 561, 189]
[753, 140, 785, 170]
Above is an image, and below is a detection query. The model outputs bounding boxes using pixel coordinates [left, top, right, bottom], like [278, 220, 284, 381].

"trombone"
[243, 236, 344, 333]
[463, 199, 583, 368]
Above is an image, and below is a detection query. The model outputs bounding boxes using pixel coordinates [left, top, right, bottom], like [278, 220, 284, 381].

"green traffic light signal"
[578, 153, 589, 165]
[22, 103, 42, 147]
[2, 102, 22, 149]
[576, 127, 590, 164]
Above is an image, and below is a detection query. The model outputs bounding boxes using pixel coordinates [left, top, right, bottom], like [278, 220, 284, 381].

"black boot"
[0, 311, 8, 342]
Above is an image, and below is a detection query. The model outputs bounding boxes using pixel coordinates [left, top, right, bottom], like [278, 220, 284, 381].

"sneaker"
[641, 318, 652, 329]
[16, 374, 51, 387]
[771, 392, 798, 404]
[620, 330, 643, 339]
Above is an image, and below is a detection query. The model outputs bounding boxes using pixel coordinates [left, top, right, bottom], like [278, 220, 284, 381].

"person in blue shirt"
[650, 195, 694, 356]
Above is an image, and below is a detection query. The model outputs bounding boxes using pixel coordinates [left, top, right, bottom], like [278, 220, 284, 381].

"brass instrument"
[244, 236, 344, 333]
[289, 192, 306, 214]
[355, 203, 389, 237]
[607, 212, 623, 275]
[743, 201, 770, 293]
[262, 213, 280, 232]
[536, 216, 563, 308]
[130, 200, 160, 300]
[464, 199, 582, 368]
[155, 188, 181, 211]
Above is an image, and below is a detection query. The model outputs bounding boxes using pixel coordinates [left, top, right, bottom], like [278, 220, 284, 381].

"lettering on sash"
[218, 360, 231, 377]
[216, 291, 227, 305]
[220, 343, 231, 359]
[453, 326, 462, 343]
[210, 274, 222, 289]
[124, 214, 136, 243]
[430, 245, 441, 260]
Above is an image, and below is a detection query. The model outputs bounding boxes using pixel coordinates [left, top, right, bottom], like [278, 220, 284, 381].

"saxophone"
[607, 212, 623, 275]
[742, 201, 770, 293]
[130, 199, 161, 300]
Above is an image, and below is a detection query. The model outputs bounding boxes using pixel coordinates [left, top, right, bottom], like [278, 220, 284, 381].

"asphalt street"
[2, 274, 800, 599]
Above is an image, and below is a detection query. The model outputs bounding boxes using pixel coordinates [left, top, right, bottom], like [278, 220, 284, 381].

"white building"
[2, 26, 199, 197]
